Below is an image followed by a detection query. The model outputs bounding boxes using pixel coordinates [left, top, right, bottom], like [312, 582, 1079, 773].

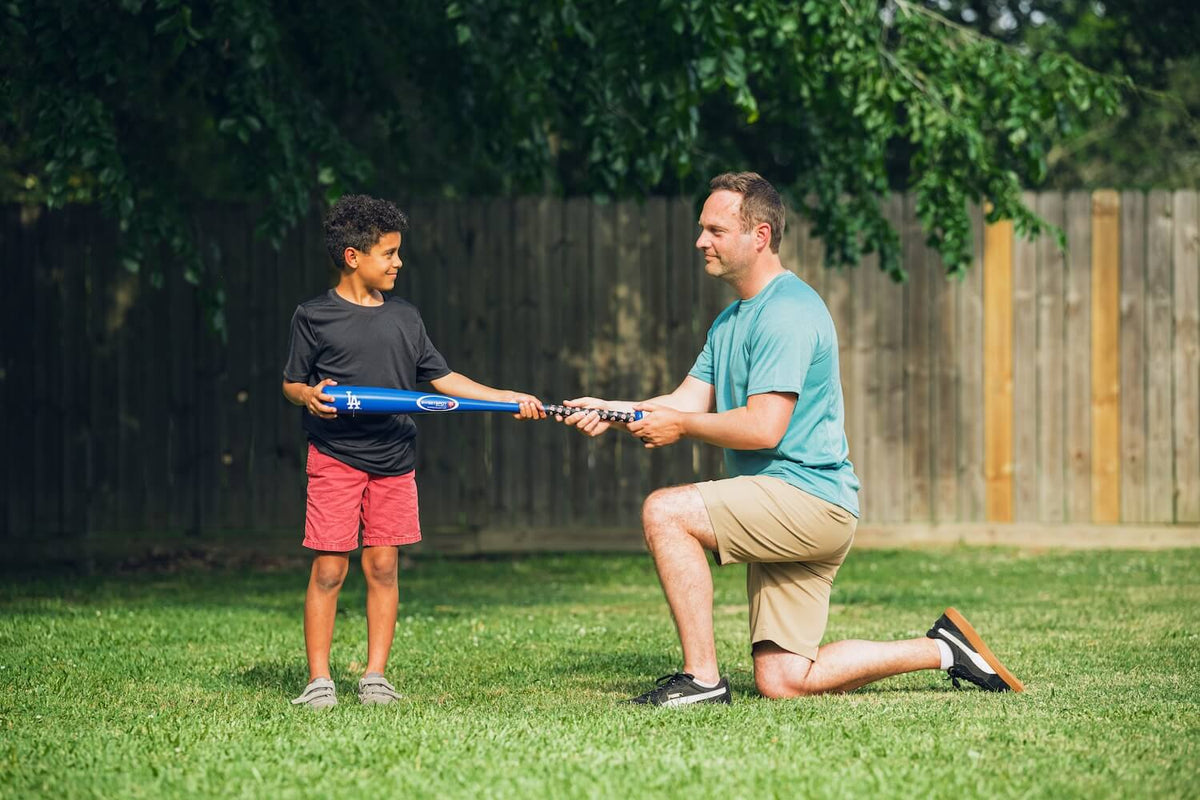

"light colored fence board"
[984, 216, 1015, 522]
[1091, 190, 1121, 523]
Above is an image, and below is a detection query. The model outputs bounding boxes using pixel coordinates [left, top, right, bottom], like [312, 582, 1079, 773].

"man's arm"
[629, 391, 797, 450]
[559, 376, 715, 436]
[430, 372, 545, 419]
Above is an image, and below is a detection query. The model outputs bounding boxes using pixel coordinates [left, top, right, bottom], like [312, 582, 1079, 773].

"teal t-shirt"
[688, 271, 860, 516]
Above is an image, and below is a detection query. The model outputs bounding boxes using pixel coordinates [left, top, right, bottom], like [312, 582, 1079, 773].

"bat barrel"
[328, 386, 522, 415]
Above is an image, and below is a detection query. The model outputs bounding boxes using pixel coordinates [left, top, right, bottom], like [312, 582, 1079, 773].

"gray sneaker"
[357, 673, 401, 705]
[290, 677, 337, 709]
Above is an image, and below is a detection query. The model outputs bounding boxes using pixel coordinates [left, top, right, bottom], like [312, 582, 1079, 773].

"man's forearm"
[680, 407, 782, 451]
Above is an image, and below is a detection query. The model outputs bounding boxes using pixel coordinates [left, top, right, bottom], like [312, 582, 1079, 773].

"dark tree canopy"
[2, 0, 1131, 315]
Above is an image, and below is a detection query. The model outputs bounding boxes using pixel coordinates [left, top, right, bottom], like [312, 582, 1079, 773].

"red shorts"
[303, 444, 422, 551]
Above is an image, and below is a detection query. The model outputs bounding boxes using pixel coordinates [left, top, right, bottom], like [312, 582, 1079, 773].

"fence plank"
[1064, 191, 1093, 523]
[1118, 191, 1147, 522]
[641, 198, 672, 493]
[1036, 193, 1067, 522]
[932, 255, 959, 523]
[665, 198, 700, 487]
[855, 248, 881, 521]
[1012, 192, 1039, 521]
[589, 202, 619, 523]
[983, 215, 1014, 522]
[1090, 190, 1122, 523]
[903, 195, 933, 521]
[876, 195, 907, 522]
[1145, 191, 1175, 522]
[958, 205, 986, 522]
[1173, 190, 1200, 522]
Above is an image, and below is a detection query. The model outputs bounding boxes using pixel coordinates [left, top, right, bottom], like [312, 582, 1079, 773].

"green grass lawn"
[1, 547, 1197, 799]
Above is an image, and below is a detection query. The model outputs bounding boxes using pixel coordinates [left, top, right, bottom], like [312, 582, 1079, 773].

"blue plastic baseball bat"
[325, 385, 643, 422]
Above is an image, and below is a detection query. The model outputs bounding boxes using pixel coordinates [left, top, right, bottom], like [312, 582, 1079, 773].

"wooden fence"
[2, 191, 1198, 548]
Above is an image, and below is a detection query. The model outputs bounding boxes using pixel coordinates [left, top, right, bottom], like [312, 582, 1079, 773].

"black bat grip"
[543, 404, 642, 423]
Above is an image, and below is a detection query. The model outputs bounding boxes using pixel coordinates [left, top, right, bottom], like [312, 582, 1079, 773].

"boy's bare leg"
[753, 638, 941, 697]
[642, 485, 722, 685]
[362, 545, 399, 676]
[305, 552, 350, 681]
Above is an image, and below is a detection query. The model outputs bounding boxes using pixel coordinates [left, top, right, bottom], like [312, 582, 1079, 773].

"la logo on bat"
[346, 392, 362, 411]
[416, 395, 459, 412]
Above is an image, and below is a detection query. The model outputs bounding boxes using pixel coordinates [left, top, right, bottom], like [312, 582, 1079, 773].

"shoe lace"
[638, 672, 694, 701]
[655, 672, 693, 687]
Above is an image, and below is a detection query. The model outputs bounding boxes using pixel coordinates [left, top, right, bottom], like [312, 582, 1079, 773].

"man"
[561, 172, 1023, 705]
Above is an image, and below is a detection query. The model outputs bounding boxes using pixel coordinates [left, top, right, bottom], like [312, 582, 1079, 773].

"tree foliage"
[2, 0, 1124, 301]
[921, 0, 1200, 188]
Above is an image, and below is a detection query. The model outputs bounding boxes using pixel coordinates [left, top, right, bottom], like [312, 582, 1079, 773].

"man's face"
[347, 231, 402, 291]
[695, 190, 755, 279]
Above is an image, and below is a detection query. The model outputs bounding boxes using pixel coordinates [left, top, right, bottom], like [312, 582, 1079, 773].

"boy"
[282, 194, 544, 708]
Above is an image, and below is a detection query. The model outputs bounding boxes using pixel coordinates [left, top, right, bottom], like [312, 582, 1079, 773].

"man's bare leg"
[361, 545, 399, 676]
[641, 485, 722, 684]
[753, 638, 942, 698]
[304, 552, 350, 681]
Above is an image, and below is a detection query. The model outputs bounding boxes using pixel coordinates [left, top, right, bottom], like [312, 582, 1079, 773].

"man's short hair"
[323, 194, 409, 269]
[709, 172, 785, 253]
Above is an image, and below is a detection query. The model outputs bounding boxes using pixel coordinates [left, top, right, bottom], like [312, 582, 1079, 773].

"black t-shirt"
[282, 289, 451, 475]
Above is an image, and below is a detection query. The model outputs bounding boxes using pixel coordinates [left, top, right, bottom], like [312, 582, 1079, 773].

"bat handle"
[543, 404, 643, 423]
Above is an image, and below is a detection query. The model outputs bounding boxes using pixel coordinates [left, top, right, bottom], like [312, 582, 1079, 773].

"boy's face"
[346, 231, 403, 291]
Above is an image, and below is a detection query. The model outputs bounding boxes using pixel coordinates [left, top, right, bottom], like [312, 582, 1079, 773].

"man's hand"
[559, 396, 614, 437]
[502, 391, 546, 420]
[627, 402, 688, 448]
[305, 378, 339, 419]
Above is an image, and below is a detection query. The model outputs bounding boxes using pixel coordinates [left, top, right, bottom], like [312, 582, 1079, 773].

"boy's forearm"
[282, 381, 311, 406]
[430, 372, 508, 402]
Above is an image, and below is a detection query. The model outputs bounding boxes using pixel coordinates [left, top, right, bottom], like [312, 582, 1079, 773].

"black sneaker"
[625, 672, 732, 706]
[927, 607, 1025, 692]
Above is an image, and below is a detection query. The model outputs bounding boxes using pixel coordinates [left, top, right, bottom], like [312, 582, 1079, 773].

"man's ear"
[755, 222, 772, 252]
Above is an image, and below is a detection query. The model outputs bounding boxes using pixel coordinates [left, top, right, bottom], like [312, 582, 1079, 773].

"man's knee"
[753, 644, 816, 699]
[754, 670, 811, 699]
[641, 489, 675, 541]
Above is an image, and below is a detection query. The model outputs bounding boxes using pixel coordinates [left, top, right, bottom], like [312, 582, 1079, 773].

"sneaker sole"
[944, 607, 1025, 692]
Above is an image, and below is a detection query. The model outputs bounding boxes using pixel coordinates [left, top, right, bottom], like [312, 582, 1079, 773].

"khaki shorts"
[695, 475, 857, 660]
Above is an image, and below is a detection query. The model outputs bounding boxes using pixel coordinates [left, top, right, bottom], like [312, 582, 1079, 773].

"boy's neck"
[334, 276, 385, 307]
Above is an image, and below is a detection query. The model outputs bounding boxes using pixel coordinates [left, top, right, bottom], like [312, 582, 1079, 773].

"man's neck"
[334, 278, 384, 306]
[726, 258, 787, 301]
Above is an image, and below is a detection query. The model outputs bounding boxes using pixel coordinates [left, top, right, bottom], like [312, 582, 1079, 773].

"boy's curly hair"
[323, 194, 409, 269]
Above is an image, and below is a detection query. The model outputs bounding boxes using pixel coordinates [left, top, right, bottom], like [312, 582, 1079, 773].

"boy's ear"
[343, 246, 358, 269]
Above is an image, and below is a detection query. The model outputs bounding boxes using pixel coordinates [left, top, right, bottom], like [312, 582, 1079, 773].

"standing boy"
[283, 194, 544, 708]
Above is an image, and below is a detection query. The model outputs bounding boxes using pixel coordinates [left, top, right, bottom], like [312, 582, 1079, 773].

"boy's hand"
[560, 397, 614, 437]
[504, 392, 546, 420]
[306, 378, 339, 419]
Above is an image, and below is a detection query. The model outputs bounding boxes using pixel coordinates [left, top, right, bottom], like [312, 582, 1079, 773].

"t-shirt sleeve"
[746, 311, 816, 396]
[414, 318, 452, 383]
[687, 326, 716, 385]
[282, 306, 317, 383]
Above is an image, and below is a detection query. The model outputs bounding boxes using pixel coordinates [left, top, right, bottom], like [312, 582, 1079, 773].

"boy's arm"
[282, 378, 338, 420]
[429, 372, 546, 420]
